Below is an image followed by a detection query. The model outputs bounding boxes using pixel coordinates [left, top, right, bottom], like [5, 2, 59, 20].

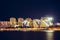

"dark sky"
[0, 0, 60, 22]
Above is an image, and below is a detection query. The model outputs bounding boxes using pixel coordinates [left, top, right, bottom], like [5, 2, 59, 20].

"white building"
[40, 17, 53, 28]
[33, 19, 40, 28]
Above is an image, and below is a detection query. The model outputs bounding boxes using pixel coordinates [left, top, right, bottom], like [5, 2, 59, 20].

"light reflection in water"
[46, 31, 54, 40]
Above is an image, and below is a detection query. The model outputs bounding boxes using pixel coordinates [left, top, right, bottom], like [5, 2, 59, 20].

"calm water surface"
[0, 31, 60, 40]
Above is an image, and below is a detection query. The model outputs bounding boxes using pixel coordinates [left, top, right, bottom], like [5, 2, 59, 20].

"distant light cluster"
[0, 17, 53, 28]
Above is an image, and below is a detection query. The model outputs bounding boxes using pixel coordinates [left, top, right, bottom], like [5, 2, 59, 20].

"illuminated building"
[56, 23, 60, 25]
[25, 18, 32, 21]
[18, 18, 24, 26]
[26, 18, 33, 27]
[40, 17, 53, 28]
[40, 18, 49, 28]
[22, 18, 32, 27]
[44, 17, 53, 26]
[33, 19, 40, 28]
[10, 17, 17, 27]
[7, 21, 11, 27]
[0, 21, 9, 27]
[0, 17, 54, 28]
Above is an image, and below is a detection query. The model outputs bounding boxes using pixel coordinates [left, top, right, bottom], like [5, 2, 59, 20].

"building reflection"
[46, 32, 54, 40]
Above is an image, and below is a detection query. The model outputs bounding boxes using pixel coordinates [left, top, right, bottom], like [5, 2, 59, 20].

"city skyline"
[0, 0, 60, 40]
[0, 0, 60, 22]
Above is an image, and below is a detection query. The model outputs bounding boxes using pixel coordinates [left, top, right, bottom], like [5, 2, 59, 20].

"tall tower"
[10, 17, 17, 27]
[18, 18, 24, 26]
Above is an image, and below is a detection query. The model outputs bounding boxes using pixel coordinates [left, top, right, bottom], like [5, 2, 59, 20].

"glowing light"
[14, 25, 20, 27]
[43, 30, 54, 32]
[46, 32, 54, 40]
[56, 23, 60, 25]
[47, 17, 54, 21]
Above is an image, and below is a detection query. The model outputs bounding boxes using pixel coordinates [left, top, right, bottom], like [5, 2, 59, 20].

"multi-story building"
[26, 18, 33, 27]
[18, 18, 24, 26]
[0, 21, 9, 28]
[33, 19, 40, 28]
[0, 17, 53, 28]
[10, 17, 17, 27]
[40, 17, 53, 28]
[22, 18, 33, 27]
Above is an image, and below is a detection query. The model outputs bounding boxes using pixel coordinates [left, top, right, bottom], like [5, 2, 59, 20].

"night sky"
[0, 0, 60, 22]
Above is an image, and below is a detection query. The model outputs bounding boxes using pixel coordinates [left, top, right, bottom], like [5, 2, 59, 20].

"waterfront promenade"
[0, 27, 60, 31]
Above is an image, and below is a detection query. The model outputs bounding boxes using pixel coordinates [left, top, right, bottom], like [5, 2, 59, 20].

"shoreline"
[0, 28, 60, 32]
